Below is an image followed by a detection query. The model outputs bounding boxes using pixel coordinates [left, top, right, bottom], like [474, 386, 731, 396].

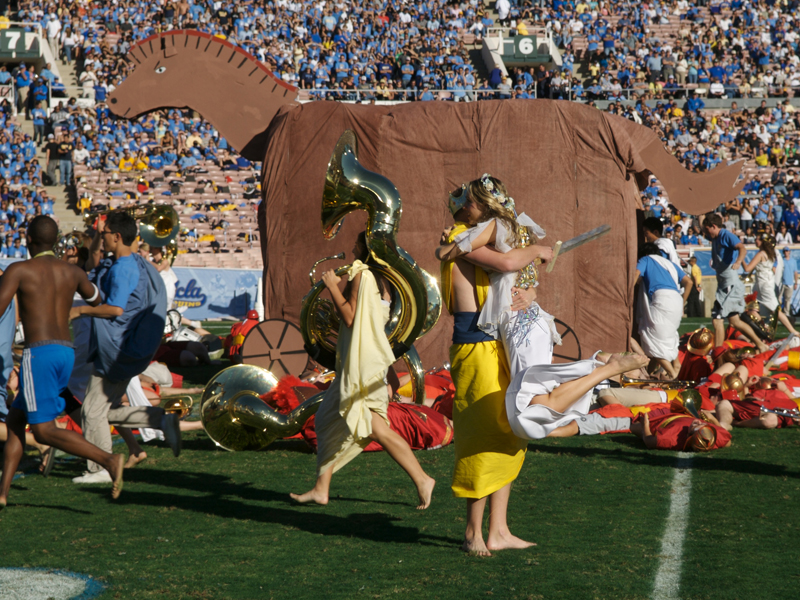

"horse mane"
[126, 30, 295, 94]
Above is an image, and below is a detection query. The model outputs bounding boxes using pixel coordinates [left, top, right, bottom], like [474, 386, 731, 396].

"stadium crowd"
[0, 0, 796, 259]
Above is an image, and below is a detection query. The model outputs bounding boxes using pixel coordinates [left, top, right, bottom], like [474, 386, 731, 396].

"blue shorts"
[12, 341, 75, 425]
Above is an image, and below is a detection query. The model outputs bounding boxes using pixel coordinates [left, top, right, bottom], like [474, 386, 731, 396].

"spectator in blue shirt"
[31, 102, 47, 145]
[781, 246, 797, 310]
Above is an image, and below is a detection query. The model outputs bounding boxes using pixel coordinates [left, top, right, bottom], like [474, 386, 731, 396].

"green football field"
[2, 320, 800, 599]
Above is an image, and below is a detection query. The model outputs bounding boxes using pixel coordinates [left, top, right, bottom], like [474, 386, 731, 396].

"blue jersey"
[102, 254, 140, 309]
[783, 257, 797, 286]
[712, 228, 741, 273]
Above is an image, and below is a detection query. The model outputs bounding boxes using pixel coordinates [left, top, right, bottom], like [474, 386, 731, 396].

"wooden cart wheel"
[552, 318, 581, 363]
[241, 319, 308, 378]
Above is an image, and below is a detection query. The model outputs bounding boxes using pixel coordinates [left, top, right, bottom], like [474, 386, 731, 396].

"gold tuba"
[299, 130, 442, 404]
[200, 364, 324, 451]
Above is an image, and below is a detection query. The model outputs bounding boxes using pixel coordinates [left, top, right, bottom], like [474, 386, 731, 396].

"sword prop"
[546, 225, 612, 273]
[764, 333, 796, 372]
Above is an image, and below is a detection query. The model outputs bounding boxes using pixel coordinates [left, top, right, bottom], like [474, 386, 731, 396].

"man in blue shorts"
[0, 216, 125, 509]
[703, 212, 768, 353]
[70, 210, 174, 484]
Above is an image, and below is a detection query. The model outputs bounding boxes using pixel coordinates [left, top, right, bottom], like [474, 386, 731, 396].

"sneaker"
[72, 469, 112, 484]
[208, 348, 225, 361]
[161, 412, 182, 457]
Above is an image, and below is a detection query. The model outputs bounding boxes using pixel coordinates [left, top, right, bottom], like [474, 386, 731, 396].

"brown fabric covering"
[259, 100, 739, 368]
[106, 34, 743, 368]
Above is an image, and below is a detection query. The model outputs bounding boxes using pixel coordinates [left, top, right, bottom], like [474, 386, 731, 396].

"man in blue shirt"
[781, 246, 798, 312]
[636, 243, 693, 378]
[71, 211, 176, 483]
[31, 102, 47, 145]
[783, 202, 800, 238]
[703, 212, 768, 352]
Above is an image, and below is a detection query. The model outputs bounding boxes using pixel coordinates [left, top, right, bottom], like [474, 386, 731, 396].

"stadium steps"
[16, 114, 81, 233]
[465, 1, 498, 82]
[47, 54, 82, 233]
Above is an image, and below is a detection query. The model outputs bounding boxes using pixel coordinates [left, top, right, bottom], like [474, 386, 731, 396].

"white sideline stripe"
[652, 452, 693, 600]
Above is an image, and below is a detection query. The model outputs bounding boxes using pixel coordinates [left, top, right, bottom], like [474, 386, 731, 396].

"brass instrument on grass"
[162, 395, 194, 420]
[299, 129, 442, 405]
[199, 364, 324, 452]
[620, 375, 697, 390]
[669, 389, 704, 420]
[759, 405, 800, 420]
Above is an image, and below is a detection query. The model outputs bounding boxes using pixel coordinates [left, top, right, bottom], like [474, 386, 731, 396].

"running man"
[0, 216, 124, 508]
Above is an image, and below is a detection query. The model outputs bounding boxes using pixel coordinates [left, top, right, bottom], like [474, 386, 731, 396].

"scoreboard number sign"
[514, 36, 538, 58]
[0, 30, 41, 58]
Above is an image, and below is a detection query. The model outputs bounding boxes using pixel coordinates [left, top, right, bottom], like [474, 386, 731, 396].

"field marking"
[0, 568, 106, 600]
[652, 452, 693, 600]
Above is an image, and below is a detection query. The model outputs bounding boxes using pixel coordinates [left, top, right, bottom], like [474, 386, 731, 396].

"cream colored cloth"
[315, 262, 395, 476]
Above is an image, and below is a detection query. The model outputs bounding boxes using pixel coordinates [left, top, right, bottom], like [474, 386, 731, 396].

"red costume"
[260, 375, 455, 451]
[224, 310, 261, 358]
[635, 405, 731, 451]
[728, 389, 798, 428]
[677, 353, 712, 382]
[302, 404, 453, 452]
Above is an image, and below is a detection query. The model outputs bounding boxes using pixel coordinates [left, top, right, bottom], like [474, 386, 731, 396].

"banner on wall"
[171, 267, 260, 320]
[0, 259, 261, 320]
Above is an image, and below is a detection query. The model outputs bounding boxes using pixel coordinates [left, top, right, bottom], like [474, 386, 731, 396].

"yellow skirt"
[450, 341, 527, 498]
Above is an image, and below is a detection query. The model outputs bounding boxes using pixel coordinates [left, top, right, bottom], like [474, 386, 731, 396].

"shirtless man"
[0, 216, 124, 508]
[443, 182, 551, 556]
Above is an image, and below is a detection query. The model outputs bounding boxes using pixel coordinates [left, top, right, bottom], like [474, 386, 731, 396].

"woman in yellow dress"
[290, 233, 436, 509]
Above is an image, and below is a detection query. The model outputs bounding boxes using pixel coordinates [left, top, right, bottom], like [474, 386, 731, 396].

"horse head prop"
[109, 30, 298, 161]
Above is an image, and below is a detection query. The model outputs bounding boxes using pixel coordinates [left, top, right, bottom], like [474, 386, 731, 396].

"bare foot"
[289, 489, 329, 505]
[486, 531, 537, 551]
[124, 451, 148, 469]
[595, 351, 611, 364]
[0, 496, 6, 510]
[608, 353, 649, 375]
[416, 477, 435, 510]
[462, 536, 492, 557]
[110, 454, 125, 500]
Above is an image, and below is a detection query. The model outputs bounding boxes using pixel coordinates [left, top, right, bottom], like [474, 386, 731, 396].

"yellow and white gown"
[314, 261, 396, 476]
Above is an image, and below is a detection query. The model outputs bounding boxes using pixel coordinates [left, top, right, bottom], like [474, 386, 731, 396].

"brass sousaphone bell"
[199, 365, 323, 451]
[299, 130, 442, 404]
[669, 389, 704, 420]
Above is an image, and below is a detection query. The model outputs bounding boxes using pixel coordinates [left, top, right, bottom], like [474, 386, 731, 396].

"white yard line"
[652, 452, 694, 600]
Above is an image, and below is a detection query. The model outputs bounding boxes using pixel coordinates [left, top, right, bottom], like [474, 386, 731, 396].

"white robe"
[505, 357, 603, 440]
[454, 215, 561, 378]
[637, 255, 683, 361]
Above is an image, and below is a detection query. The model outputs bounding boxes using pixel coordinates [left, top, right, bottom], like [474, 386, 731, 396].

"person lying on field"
[714, 378, 799, 431]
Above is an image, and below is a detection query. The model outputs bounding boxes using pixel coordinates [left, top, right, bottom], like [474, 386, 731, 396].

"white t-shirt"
[496, 0, 510, 20]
